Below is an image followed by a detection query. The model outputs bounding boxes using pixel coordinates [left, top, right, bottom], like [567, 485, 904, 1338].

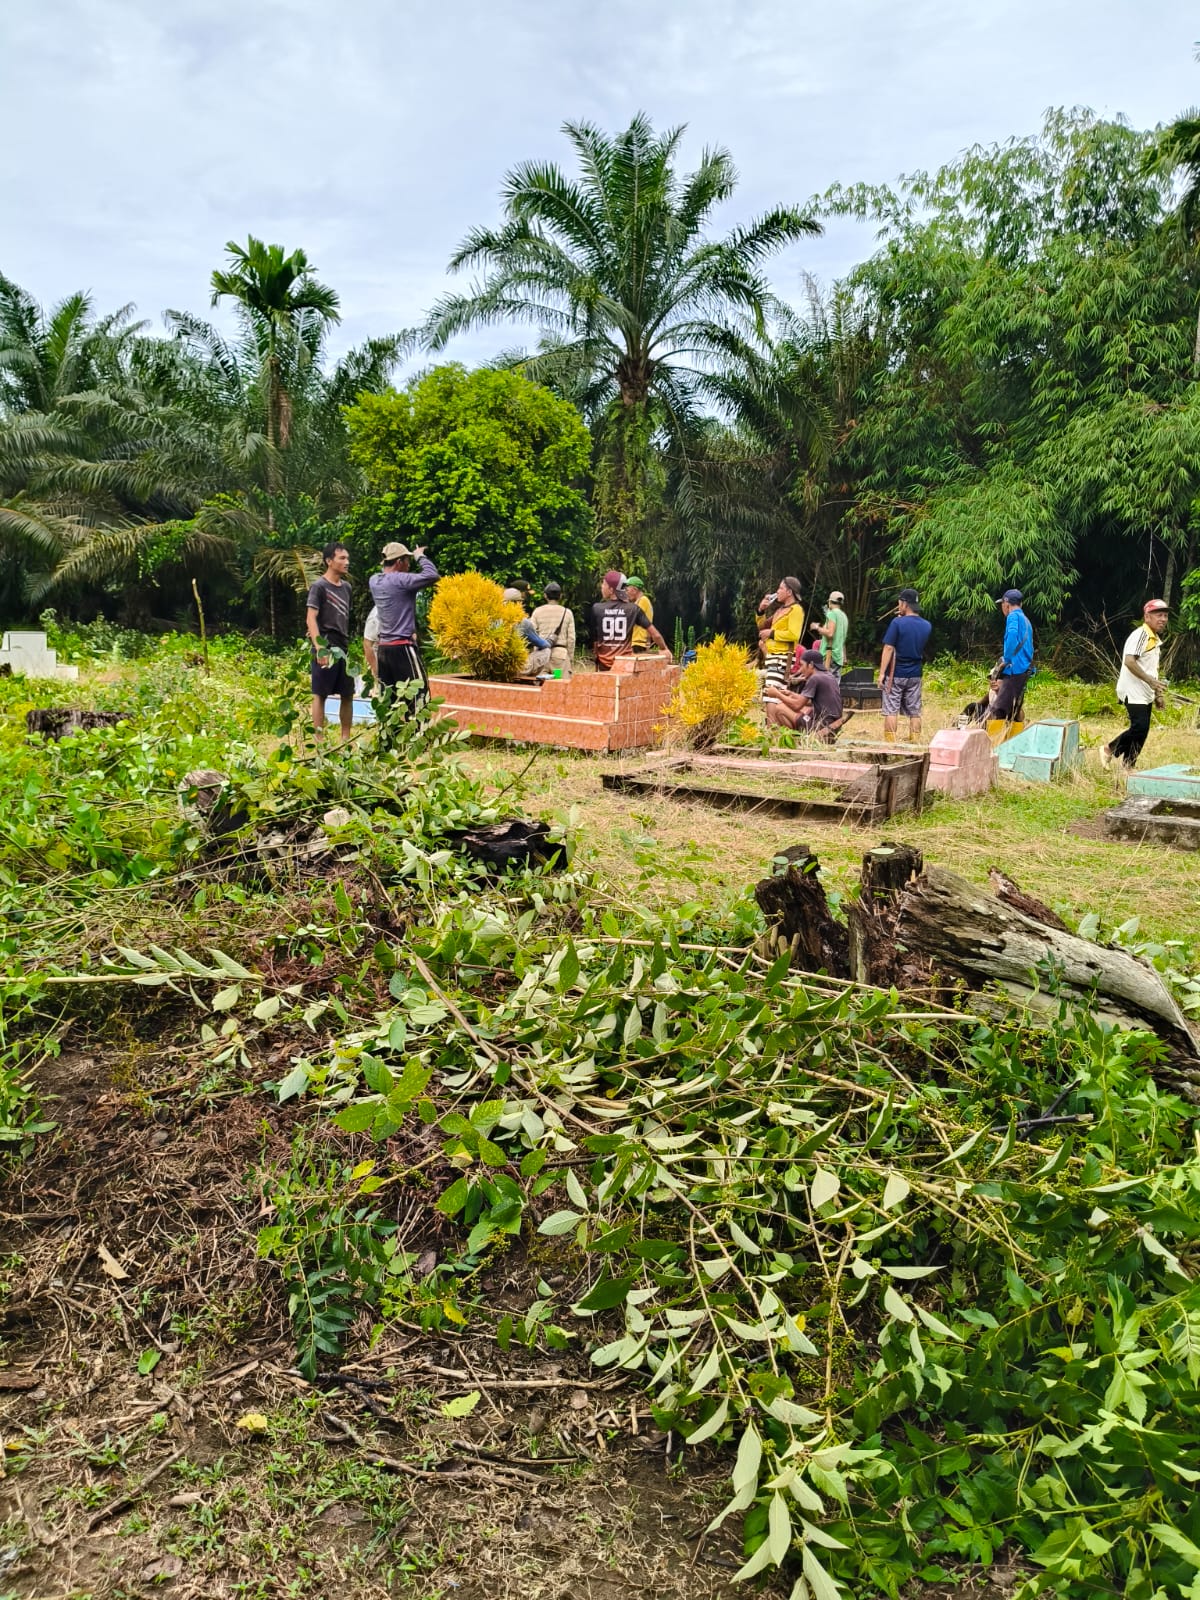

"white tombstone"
[0, 630, 80, 681]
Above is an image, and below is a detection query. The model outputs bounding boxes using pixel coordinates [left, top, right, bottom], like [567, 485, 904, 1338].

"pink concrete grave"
[926, 728, 997, 797]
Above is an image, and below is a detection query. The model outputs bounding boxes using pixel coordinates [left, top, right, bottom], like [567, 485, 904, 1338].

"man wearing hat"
[811, 590, 849, 679]
[1102, 600, 1170, 769]
[765, 648, 844, 737]
[624, 576, 654, 652]
[879, 589, 933, 741]
[590, 571, 670, 671]
[529, 582, 576, 677]
[991, 589, 1034, 722]
[503, 587, 555, 676]
[367, 541, 440, 703]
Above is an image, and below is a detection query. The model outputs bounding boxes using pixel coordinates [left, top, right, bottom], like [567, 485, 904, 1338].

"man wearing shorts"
[879, 588, 932, 741]
[306, 541, 354, 742]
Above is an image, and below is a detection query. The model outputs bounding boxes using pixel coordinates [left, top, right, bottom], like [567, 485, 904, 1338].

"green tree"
[423, 114, 820, 560]
[345, 363, 594, 588]
[817, 110, 1197, 632]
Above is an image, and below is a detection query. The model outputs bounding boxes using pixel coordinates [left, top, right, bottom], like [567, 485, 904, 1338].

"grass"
[465, 678, 1200, 947]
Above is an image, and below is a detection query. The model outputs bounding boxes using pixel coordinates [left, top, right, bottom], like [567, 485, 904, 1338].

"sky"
[3, 0, 1197, 373]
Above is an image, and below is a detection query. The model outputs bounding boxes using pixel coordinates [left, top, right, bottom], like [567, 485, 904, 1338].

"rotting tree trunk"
[754, 847, 848, 975]
[847, 842, 924, 985]
[753, 844, 1200, 1087]
[889, 865, 1200, 1076]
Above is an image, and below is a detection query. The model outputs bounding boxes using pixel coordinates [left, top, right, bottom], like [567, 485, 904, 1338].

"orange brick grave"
[429, 654, 681, 751]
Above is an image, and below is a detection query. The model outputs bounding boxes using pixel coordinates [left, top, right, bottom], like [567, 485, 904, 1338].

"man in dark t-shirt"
[765, 650, 844, 737]
[306, 541, 355, 741]
[590, 571, 671, 670]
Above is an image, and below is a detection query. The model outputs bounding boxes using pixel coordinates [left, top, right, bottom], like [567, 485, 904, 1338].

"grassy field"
[466, 670, 1200, 949]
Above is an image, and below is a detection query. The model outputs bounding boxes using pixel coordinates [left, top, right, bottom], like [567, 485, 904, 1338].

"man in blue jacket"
[991, 589, 1034, 721]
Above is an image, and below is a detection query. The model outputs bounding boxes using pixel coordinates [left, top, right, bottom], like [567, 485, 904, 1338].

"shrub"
[428, 572, 527, 682]
[663, 635, 757, 748]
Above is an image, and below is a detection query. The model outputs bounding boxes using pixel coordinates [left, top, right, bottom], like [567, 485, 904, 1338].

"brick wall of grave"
[429, 655, 681, 752]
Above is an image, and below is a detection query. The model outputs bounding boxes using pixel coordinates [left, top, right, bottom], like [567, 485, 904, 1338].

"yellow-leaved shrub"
[663, 636, 758, 748]
[428, 571, 528, 682]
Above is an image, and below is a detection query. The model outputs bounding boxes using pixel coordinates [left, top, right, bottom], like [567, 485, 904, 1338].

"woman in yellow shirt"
[757, 577, 805, 687]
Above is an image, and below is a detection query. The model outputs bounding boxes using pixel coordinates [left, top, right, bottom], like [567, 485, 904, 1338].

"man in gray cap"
[990, 589, 1034, 722]
[368, 541, 439, 702]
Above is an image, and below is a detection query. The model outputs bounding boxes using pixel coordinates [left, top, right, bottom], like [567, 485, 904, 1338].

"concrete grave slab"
[0, 630, 79, 681]
[1104, 794, 1200, 850]
[926, 728, 997, 797]
[1127, 765, 1200, 803]
[996, 718, 1081, 782]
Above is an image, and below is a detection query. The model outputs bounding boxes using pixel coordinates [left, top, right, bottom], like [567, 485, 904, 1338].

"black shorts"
[376, 641, 429, 695]
[311, 652, 355, 698]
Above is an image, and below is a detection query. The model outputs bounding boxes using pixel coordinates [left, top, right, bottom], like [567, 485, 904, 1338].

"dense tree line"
[3, 97, 1199, 656]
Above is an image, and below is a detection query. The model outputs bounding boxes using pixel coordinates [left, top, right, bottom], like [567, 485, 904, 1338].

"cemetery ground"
[3, 641, 1200, 1600]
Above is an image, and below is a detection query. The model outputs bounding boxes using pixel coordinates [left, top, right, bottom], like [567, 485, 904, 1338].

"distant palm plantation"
[2, 98, 1200, 646]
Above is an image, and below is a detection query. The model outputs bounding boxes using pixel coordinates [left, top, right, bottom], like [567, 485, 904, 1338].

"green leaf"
[767, 1491, 792, 1565]
[333, 1102, 379, 1134]
[685, 1396, 729, 1444]
[520, 1149, 547, 1178]
[136, 1349, 161, 1376]
[809, 1167, 840, 1209]
[732, 1424, 763, 1495]
[538, 1210, 581, 1236]
[801, 1543, 844, 1600]
[333, 880, 354, 919]
[211, 984, 241, 1012]
[574, 1274, 634, 1313]
[881, 1172, 910, 1210]
[252, 994, 282, 1022]
[1149, 1523, 1200, 1567]
[557, 941, 580, 991]
[277, 1061, 309, 1102]
[883, 1285, 914, 1323]
[440, 1390, 481, 1419]
[436, 1176, 470, 1217]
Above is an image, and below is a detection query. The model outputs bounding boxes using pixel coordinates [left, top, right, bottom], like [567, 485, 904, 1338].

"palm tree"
[210, 237, 341, 495]
[423, 114, 821, 557]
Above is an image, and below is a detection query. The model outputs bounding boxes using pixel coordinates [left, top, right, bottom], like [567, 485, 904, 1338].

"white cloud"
[2, 0, 1196, 369]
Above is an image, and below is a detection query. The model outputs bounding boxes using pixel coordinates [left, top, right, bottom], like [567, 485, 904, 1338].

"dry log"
[892, 865, 1200, 1070]
[754, 847, 848, 975]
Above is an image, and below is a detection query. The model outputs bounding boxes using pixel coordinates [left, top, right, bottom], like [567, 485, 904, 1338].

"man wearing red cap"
[590, 571, 670, 671]
[1102, 600, 1169, 769]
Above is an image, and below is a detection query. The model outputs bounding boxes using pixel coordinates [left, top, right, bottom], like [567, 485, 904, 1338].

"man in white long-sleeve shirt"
[367, 541, 439, 705]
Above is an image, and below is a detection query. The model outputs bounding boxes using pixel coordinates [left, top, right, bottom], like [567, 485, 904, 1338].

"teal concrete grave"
[996, 718, 1082, 782]
[1127, 764, 1200, 802]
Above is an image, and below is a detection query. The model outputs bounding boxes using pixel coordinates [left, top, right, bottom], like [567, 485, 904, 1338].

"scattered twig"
[84, 1445, 187, 1532]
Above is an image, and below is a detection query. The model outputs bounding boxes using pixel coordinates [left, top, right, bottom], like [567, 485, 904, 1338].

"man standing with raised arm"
[368, 541, 440, 706]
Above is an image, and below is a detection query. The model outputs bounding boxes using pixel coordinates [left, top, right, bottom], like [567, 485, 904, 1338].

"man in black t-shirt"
[590, 571, 671, 671]
[305, 541, 355, 741]
[765, 649, 844, 737]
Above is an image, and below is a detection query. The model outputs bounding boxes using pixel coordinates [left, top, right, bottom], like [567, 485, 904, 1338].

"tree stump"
[754, 847, 849, 974]
[847, 841, 925, 985]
